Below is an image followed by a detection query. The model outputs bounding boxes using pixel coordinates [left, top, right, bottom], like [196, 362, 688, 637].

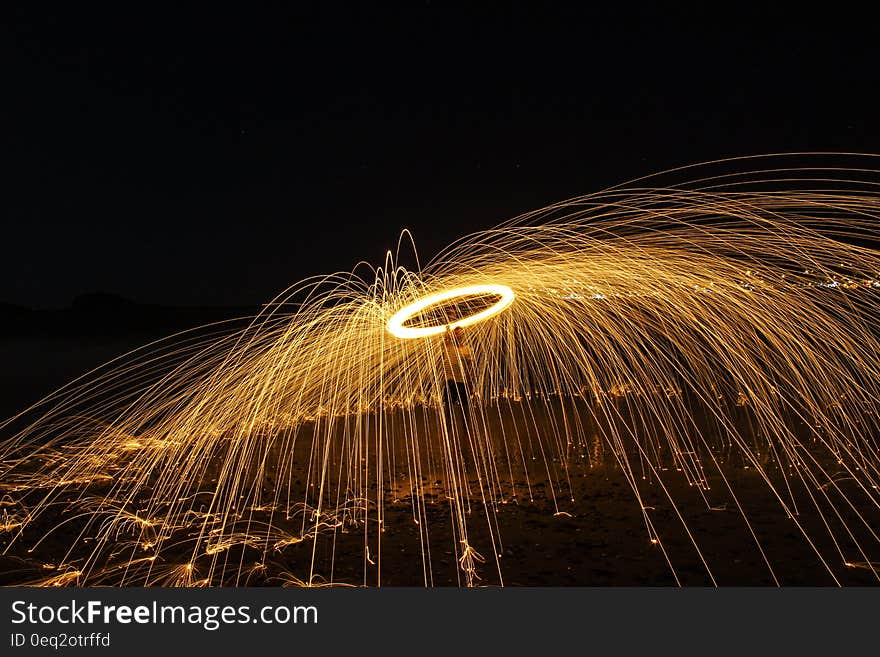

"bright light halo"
[387, 284, 515, 339]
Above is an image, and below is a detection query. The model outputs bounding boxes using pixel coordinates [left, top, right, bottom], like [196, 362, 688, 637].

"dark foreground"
[1, 333, 879, 586]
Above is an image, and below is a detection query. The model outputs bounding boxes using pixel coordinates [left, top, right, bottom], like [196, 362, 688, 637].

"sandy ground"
[3, 407, 878, 587]
[1, 339, 879, 586]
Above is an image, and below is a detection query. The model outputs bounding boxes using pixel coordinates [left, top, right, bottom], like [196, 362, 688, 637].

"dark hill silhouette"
[71, 292, 140, 312]
[0, 294, 258, 339]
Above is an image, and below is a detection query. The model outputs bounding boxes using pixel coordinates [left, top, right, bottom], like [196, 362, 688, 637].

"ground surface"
[1, 335, 879, 587]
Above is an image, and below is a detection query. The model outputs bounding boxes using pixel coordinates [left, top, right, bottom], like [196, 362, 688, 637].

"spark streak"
[2, 154, 880, 586]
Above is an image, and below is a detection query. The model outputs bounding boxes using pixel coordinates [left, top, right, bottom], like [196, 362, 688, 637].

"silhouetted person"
[443, 325, 471, 408]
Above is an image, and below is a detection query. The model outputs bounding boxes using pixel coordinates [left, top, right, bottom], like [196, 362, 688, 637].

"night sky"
[4, 5, 879, 308]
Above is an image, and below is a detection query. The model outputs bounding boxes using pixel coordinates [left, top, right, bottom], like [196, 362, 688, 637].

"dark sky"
[3, 5, 879, 308]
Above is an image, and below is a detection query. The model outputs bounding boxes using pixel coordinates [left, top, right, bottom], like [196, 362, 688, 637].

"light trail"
[1, 154, 880, 587]
[386, 283, 515, 339]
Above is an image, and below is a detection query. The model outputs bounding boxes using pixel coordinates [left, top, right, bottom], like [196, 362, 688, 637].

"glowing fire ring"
[387, 284, 515, 339]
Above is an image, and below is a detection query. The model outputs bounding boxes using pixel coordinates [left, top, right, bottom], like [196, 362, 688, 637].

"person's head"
[443, 325, 463, 343]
